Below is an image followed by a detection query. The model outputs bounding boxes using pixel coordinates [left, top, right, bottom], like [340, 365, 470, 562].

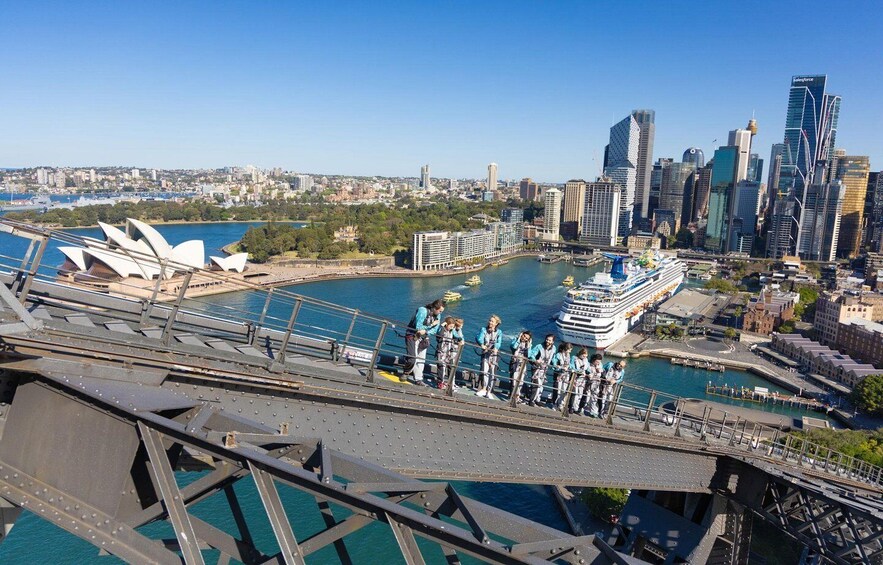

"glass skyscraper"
[705, 146, 739, 253]
[767, 75, 841, 258]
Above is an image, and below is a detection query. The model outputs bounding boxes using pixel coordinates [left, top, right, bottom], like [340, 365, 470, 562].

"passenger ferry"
[555, 251, 684, 349]
[464, 275, 482, 286]
[562, 275, 574, 286]
[443, 290, 462, 302]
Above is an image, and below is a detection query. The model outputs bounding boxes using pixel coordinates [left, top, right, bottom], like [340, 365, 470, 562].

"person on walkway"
[435, 317, 457, 390]
[507, 330, 532, 400]
[404, 299, 444, 385]
[475, 315, 502, 398]
[527, 334, 555, 406]
[599, 360, 626, 418]
[585, 354, 605, 417]
[569, 348, 590, 413]
[551, 342, 573, 409]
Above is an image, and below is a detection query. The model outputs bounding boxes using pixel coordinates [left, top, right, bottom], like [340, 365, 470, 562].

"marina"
[705, 384, 830, 413]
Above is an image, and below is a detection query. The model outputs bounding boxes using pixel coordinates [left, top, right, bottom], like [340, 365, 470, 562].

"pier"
[705, 383, 829, 412]
[671, 357, 725, 372]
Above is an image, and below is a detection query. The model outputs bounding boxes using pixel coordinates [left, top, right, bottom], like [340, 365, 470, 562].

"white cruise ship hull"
[555, 257, 684, 350]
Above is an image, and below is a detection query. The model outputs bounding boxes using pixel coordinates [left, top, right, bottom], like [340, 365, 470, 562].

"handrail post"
[605, 383, 624, 425]
[141, 259, 167, 328]
[276, 298, 303, 364]
[729, 417, 741, 446]
[445, 342, 464, 397]
[673, 399, 685, 437]
[250, 288, 275, 345]
[366, 321, 387, 383]
[699, 406, 711, 440]
[560, 371, 577, 417]
[769, 428, 780, 456]
[336, 310, 360, 362]
[509, 361, 527, 408]
[161, 271, 192, 346]
[643, 391, 657, 431]
[16, 235, 48, 304]
[718, 412, 728, 439]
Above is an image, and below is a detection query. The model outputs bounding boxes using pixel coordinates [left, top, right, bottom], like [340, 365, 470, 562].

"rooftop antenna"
[592, 149, 603, 179]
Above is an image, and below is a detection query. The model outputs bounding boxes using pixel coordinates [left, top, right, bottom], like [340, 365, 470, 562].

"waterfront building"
[833, 155, 871, 258]
[656, 289, 724, 326]
[420, 164, 430, 189]
[501, 207, 524, 224]
[626, 231, 662, 250]
[659, 162, 696, 232]
[580, 180, 620, 246]
[771, 334, 877, 388]
[411, 224, 523, 271]
[542, 187, 562, 241]
[631, 109, 656, 220]
[813, 291, 874, 346]
[605, 114, 640, 237]
[563, 179, 587, 235]
[837, 318, 883, 369]
[796, 182, 844, 261]
[519, 178, 540, 201]
[682, 147, 705, 168]
[742, 286, 798, 334]
[704, 146, 739, 253]
[487, 163, 498, 193]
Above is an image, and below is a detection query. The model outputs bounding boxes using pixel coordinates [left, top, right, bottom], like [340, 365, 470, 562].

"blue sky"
[2, 1, 881, 181]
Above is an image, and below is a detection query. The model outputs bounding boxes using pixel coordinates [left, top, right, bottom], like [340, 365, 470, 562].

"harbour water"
[0, 221, 826, 562]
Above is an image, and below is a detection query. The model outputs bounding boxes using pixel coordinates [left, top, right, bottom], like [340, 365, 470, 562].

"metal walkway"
[0, 219, 881, 563]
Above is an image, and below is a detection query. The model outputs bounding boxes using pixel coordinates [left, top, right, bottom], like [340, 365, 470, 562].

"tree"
[703, 278, 739, 293]
[724, 327, 737, 340]
[580, 488, 629, 521]
[852, 375, 883, 415]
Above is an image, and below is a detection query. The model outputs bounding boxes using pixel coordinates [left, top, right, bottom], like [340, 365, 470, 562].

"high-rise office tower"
[798, 182, 844, 261]
[834, 155, 871, 258]
[543, 188, 563, 241]
[581, 181, 621, 246]
[420, 164, 430, 189]
[683, 148, 705, 168]
[729, 181, 761, 253]
[692, 164, 713, 221]
[747, 154, 764, 184]
[770, 75, 841, 258]
[867, 172, 883, 251]
[487, 163, 498, 193]
[728, 129, 753, 182]
[765, 143, 785, 220]
[563, 179, 587, 234]
[705, 146, 739, 253]
[631, 109, 656, 220]
[519, 178, 540, 201]
[604, 114, 640, 237]
[649, 158, 672, 219]
[658, 162, 696, 232]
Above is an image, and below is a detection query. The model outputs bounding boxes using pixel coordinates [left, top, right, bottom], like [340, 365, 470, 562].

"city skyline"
[1, 2, 881, 181]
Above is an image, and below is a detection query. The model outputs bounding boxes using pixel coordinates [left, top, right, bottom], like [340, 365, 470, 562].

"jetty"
[705, 383, 829, 413]
[671, 357, 725, 372]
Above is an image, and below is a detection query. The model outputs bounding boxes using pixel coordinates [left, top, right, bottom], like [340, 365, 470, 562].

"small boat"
[491, 259, 510, 266]
[443, 290, 462, 302]
[464, 275, 482, 286]
[562, 275, 574, 286]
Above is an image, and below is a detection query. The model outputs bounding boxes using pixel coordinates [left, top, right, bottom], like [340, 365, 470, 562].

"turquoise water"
[0, 222, 822, 562]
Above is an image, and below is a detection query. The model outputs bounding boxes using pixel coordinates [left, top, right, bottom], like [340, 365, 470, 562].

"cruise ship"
[555, 251, 684, 349]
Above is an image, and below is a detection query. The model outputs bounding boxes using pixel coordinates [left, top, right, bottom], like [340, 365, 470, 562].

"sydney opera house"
[58, 218, 250, 299]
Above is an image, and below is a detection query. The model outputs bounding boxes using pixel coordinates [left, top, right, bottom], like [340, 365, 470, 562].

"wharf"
[704, 384, 829, 413]
[672, 357, 725, 372]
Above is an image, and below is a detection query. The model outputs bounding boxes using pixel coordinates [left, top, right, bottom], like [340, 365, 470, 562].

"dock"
[671, 357, 725, 372]
[704, 383, 829, 413]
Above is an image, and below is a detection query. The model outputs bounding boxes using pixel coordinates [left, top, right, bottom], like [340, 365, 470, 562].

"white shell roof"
[210, 253, 248, 273]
